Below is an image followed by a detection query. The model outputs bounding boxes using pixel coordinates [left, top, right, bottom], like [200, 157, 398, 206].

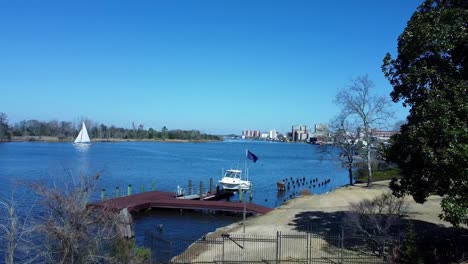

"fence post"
[128, 184, 132, 196]
[188, 180, 192, 195]
[306, 232, 310, 264]
[151, 180, 155, 191]
[115, 187, 120, 197]
[141, 184, 145, 193]
[101, 188, 105, 201]
[276, 231, 281, 264]
[222, 235, 225, 263]
[340, 227, 344, 264]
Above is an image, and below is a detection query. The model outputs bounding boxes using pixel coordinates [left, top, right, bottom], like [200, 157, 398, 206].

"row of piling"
[100, 177, 252, 202]
[277, 176, 332, 192]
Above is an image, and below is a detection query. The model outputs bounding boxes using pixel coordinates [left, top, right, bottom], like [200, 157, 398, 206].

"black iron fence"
[144, 229, 397, 263]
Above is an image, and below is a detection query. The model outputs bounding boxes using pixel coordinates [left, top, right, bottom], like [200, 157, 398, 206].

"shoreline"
[4, 136, 222, 143]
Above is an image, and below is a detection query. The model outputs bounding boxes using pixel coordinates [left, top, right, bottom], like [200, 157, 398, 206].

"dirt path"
[215, 180, 448, 236]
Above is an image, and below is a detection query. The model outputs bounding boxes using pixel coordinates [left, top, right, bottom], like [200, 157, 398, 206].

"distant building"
[242, 129, 261, 139]
[260, 132, 269, 139]
[291, 125, 309, 141]
[371, 129, 398, 141]
[269, 129, 277, 140]
[314, 123, 329, 136]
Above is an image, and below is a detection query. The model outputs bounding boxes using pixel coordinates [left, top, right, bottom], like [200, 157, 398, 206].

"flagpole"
[243, 188, 246, 234]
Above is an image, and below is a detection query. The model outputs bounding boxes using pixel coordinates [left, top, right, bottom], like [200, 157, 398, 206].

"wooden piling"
[209, 178, 213, 193]
[101, 188, 106, 201]
[238, 185, 243, 202]
[151, 181, 155, 191]
[115, 187, 120, 197]
[199, 181, 203, 200]
[141, 184, 145, 193]
[188, 180, 193, 195]
[127, 184, 132, 196]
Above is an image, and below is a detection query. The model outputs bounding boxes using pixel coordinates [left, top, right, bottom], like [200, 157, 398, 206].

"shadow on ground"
[290, 210, 468, 264]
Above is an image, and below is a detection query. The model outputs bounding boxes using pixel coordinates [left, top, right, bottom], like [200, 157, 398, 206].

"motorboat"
[218, 169, 251, 191]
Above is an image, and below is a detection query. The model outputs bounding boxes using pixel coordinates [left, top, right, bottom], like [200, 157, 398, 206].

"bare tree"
[335, 75, 393, 186]
[0, 112, 10, 140]
[26, 174, 136, 264]
[321, 116, 363, 185]
[0, 196, 39, 264]
[345, 192, 407, 257]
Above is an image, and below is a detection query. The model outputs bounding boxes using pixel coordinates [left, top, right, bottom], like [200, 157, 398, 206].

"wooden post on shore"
[115, 187, 120, 197]
[127, 184, 132, 196]
[101, 188, 106, 201]
[151, 181, 155, 191]
[238, 185, 243, 202]
[141, 184, 145, 193]
[209, 178, 213, 193]
[188, 180, 193, 195]
[199, 181, 203, 200]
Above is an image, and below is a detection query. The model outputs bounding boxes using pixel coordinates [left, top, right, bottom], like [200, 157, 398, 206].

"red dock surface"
[92, 190, 273, 215]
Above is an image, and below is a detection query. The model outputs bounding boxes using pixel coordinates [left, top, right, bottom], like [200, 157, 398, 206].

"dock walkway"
[92, 190, 272, 215]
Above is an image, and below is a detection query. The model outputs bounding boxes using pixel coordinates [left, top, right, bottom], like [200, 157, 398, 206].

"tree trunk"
[348, 164, 354, 185]
[365, 124, 373, 187]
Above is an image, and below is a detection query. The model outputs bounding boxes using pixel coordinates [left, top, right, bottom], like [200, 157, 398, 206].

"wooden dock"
[91, 190, 273, 215]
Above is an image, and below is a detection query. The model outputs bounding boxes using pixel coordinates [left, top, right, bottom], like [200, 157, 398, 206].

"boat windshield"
[225, 170, 241, 178]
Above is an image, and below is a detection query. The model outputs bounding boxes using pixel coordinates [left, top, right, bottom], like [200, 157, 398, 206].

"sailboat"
[74, 122, 91, 146]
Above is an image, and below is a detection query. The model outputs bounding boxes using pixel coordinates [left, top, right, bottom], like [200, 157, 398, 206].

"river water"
[0, 140, 348, 252]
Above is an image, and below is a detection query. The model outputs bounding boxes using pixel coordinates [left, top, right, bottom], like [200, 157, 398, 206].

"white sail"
[74, 122, 91, 144]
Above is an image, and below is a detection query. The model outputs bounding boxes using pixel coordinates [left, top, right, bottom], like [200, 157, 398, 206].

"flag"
[246, 150, 258, 163]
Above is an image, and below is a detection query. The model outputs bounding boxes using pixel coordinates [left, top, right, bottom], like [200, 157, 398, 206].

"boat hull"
[219, 178, 251, 191]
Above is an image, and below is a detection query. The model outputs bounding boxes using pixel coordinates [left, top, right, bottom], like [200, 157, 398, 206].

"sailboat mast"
[80, 123, 84, 142]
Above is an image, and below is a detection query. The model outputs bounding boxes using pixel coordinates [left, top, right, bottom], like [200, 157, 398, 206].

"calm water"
[0, 140, 348, 249]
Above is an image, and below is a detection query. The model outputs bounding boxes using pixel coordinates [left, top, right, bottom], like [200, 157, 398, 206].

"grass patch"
[356, 165, 401, 182]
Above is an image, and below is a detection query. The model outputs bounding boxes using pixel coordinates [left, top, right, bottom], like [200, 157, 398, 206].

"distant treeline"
[0, 112, 222, 141]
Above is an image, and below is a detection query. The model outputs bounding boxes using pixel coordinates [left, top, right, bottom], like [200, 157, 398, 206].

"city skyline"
[0, 1, 421, 134]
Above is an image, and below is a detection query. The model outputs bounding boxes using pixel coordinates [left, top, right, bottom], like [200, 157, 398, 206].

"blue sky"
[0, 0, 422, 135]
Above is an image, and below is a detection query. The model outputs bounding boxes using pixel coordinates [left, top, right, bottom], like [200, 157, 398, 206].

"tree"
[335, 76, 393, 186]
[25, 174, 140, 263]
[345, 192, 407, 257]
[382, 0, 468, 226]
[322, 116, 363, 185]
[0, 198, 36, 264]
[161, 126, 168, 139]
[0, 112, 11, 141]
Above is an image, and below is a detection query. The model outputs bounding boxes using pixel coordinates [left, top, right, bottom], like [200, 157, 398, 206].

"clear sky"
[0, 0, 422, 135]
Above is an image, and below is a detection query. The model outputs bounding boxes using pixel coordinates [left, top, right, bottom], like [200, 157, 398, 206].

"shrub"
[345, 192, 407, 257]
